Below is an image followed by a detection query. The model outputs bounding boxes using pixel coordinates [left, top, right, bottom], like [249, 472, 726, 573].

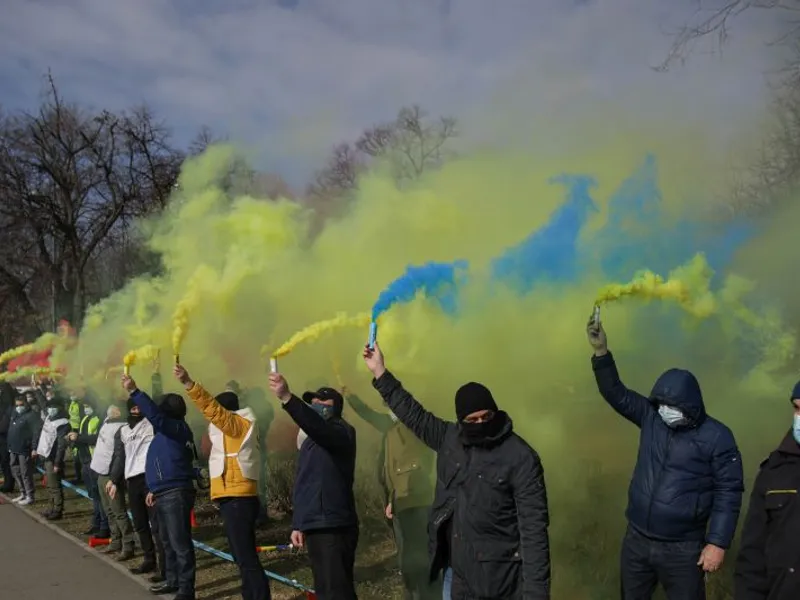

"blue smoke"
[372, 260, 469, 321]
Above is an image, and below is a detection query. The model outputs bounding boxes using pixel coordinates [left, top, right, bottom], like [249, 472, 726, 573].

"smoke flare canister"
[123, 365, 130, 376]
[174, 354, 180, 365]
[270, 358, 278, 373]
[592, 305, 601, 326]
[368, 322, 377, 349]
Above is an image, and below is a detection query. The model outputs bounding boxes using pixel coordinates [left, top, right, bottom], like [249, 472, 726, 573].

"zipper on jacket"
[646, 430, 673, 532]
[155, 457, 164, 481]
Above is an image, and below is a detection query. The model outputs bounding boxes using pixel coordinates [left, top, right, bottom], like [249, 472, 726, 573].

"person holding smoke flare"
[92, 403, 135, 560]
[587, 313, 744, 599]
[362, 342, 551, 600]
[67, 394, 108, 538]
[34, 393, 71, 520]
[177, 364, 272, 600]
[121, 372, 197, 600]
[106, 372, 167, 582]
[346, 387, 440, 600]
[733, 382, 800, 600]
[268, 370, 359, 600]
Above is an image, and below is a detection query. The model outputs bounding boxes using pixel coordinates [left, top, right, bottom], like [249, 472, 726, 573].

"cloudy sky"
[0, 0, 785, 185]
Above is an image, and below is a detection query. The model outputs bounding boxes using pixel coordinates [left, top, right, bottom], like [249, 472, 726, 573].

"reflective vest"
[79, 414, 101, 457]
[208, 407, 260, 481]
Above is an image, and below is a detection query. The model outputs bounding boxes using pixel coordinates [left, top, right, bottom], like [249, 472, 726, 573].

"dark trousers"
[82, 464, 109, 533]
[620, 525, 706, 600]
[393, 507, 441, 600]
[305, 525, 359, 600]
[219, 496, 271, 600]
[129, 474, 165, 571]
[155, 487, 196, 598]
[0, 437, 13, 491]
[73, 451, 83, 483]
[44, 460, 63, 514]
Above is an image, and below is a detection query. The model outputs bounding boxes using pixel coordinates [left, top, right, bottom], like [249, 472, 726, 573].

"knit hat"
[159, 393, 187, 419]
[216, 391, 240, 412]
[791, 381, 800, 403]
[302, 387, 344, 416]
[455, 382, 498, 422]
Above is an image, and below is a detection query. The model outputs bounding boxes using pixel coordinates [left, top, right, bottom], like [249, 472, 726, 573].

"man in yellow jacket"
[173, 363, 271, 600]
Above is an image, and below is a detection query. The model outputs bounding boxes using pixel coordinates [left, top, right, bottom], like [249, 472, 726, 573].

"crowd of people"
[0, 313, 797, 600]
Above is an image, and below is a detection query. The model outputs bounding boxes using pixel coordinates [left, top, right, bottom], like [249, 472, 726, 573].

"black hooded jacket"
[7, 405, 42, 454]
[734, 431, 800, 600]
[592, 351, 744, 547]
[373, 370, 551, 600]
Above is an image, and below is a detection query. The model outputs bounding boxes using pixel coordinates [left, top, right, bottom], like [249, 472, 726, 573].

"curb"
[0, 490, 172, 598]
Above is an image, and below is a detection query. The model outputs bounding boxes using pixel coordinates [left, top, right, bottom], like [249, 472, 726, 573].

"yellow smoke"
[269, 312, 373, 359]
[122, 345, 160, 372]
[0, 332, 58, 366]
[0, 366, 62, 383]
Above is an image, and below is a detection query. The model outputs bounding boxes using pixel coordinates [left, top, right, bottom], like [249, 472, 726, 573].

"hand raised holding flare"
[121, 373, 137, 394]
[268, 371, 291, 404]
[173, 364, 194, 390]
[362, 341, 386, 379]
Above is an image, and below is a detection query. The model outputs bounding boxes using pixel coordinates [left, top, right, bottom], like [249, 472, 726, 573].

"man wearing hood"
[121, 372, 197, 600]
[8, 394, 41, 505]
[180, 365, 271, 600]
[362, 342, 551, 600]
[107, 373, 166, 582]
[268, 370, 359, 600]
[346, 386, 439, 600]
[587, 315, 744, 599]
[67, 394, 107, 538]
[92, 403, 135, 559]
[733, 382, 800, 600]
[34, 395, 71, 520]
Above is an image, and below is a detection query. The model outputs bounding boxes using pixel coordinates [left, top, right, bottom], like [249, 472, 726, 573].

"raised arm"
[511, 447, 551, 599]
[591, 352, 651, 427]
[129, 389, 192, 443]
[282, 396, 353, 452]
[705, 426, 744, 549]
[734, 465, 769, 600]
[186, 383, 250, 439]
[347, 392, 394, 433]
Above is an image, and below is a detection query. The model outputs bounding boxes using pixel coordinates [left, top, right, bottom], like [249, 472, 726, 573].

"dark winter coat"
[592, 351, 744, 547]
[373, 371, 551, 600]
[7, 407, 42, 454]
[734, 431, 800, 600]
[283, 395, 358, 532]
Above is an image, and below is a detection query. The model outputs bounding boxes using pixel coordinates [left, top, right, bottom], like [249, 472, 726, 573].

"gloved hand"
[586, 314, 608, 357]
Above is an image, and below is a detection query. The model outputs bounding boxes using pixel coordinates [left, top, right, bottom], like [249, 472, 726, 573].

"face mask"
[311, 403, 333, 420]
[460, 413, 505, 445]
[297, 429, 308, 450]
[47, 407, 58, 418]
[83, 407, 93, 416]
[793, 415, 800, 444]
[15, 406, 25, 415]
[658, 405, 687, 428]
[389, 411, 399, 423]
[128, 414, 144, 427]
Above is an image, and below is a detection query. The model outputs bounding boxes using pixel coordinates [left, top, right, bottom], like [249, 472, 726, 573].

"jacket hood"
[159, 393, 187, 419]
[649, 368, 706, 424]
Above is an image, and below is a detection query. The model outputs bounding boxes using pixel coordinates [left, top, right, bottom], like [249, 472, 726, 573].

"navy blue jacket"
[593, 352, 744, 548]
[130, 390, 195, 495]
[7, 407, 42, 454]
[283, 396, 358, 532]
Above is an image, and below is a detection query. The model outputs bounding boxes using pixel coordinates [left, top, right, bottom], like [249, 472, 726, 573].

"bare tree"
[0, 73, 182, 335]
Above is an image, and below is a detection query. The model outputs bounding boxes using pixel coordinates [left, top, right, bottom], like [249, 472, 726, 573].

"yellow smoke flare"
[123, 345, 160, 375]
[268, 312, 373, 359]
[172, 265, 216, 357]
[0, 332, 59, 367]
[595, 253, 716, 318]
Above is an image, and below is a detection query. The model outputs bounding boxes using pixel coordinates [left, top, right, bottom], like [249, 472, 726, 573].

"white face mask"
[84, 407, 93, 416]
[47, 407, 58, 419]
[296, 429, 308, 450]
[658, 405, 687, 428]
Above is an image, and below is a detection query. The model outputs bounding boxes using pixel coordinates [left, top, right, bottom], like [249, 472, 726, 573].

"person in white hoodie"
[33, 396, 70, 520]
[91, 403, 135, 560]
[107, 375, 167, 583]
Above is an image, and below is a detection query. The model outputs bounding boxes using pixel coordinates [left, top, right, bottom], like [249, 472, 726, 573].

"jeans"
[219, 496, 271, 600]
[10, 452, 34, 498]
[98, 474, 134, 550]
[442, 568, 452, 600]
[305, 526, 359, 600]
[128, 474, 164, 570]
[83, 465, 109, 534]
[394, 507, 441, 600]
[155, 487, 196, 598]
[620, 525, 706, 600]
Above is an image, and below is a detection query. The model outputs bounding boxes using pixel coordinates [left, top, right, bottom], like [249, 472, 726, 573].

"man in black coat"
[734, 382, 800, 600]
[0, 382, 16, 493]
[362, 342, 551, 600]
[587, 315, 744, 599]
[268, 370, 358, 600]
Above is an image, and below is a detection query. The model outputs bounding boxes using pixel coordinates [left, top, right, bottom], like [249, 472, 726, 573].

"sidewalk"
[0, 500, 154, 599]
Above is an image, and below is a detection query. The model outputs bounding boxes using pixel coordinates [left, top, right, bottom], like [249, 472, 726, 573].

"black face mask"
[459, 413, 506, 445]
[127, 414, 144, 427]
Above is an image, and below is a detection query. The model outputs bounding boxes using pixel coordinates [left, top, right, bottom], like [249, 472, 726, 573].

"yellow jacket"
[187, 383, 258, 500]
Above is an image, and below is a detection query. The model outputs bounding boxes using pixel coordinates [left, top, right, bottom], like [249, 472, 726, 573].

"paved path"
[0, 500, 154, 599]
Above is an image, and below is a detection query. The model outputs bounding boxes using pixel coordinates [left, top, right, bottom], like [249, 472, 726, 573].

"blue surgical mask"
[658, 405, 687, 428]
[47, 407, 58, 418]
[15, 406, 25, 415]
[793, 415, 800, 444]
[84, 407, 93, 416]
[311, 403, 333, 420]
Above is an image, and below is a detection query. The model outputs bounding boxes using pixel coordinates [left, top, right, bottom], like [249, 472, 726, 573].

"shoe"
[149, 582, 178, 595]
[148, 574, 165, 584]
[18, 497, 34, 506]
[116, 548, 135, 562]
[46, 512, 62, 521]
[130, 561, 157, 575]
[11, 493, 25, 503]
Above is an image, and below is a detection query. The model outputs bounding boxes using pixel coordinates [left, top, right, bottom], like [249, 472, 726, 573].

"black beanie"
[455, 382, 498, 422]
[216, 391, 240, 412]
[792, 381, 800, 403]
[159, 393, 187, 419]
[127, 397, 137, 413]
